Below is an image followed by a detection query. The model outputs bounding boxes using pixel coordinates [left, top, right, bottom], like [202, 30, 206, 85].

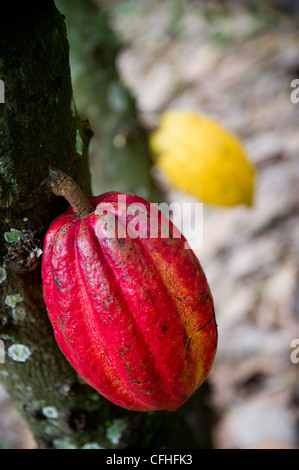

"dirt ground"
[1, 0, 299, 448]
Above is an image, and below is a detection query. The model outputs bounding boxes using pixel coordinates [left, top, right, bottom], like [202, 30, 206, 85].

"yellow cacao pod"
[150, 110, 255, 207]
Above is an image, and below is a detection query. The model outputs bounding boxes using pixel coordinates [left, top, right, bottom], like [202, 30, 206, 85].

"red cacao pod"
[42, 191, 217, 412]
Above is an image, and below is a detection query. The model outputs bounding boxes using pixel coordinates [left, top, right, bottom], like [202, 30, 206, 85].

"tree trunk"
[0, 1, 213, 449]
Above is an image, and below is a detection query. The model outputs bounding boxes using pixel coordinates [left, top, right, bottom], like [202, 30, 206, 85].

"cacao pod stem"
[49, 169, 94, 218]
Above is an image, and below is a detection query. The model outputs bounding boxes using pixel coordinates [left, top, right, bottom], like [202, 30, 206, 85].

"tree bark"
[0, 1, 213, 449]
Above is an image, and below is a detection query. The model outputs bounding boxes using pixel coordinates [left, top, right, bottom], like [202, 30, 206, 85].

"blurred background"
[1, 0, 299, 448]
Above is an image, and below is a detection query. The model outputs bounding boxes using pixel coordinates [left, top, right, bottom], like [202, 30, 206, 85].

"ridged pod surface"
[42, 192, 217, 411]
